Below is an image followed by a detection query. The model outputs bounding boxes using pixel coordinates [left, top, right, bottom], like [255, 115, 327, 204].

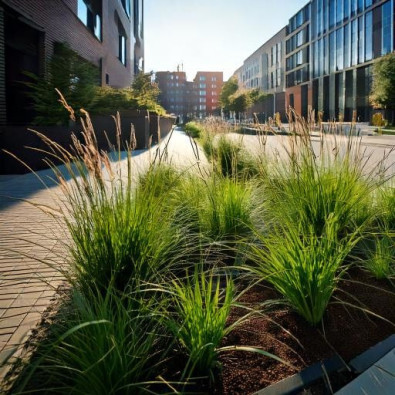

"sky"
[144, 0, 308, 81]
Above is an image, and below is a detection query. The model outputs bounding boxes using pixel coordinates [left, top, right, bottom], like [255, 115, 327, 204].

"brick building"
[194, 71, 223, 118]
[155, 70, 223, 119]
[0, 0, 144, 125]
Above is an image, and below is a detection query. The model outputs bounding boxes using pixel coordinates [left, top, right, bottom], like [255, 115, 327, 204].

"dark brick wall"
[2, 0, 134, 87]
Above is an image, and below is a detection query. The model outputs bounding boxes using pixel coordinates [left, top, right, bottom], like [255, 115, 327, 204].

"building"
[0, 0, 144, 125]
[235, 0, 394, 122]
[155, 71, 188, 117]
[285, 0, 394, 122]
[235, 28, 287, 120]
[193, 71, 223, 118]
[155, 70, 223, 119]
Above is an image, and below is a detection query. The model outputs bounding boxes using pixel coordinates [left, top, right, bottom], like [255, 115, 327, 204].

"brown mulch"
[214, 268, 395, 394]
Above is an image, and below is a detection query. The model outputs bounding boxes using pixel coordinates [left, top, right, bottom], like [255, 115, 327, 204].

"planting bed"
[215, 269, 395, 394]
[157, 269, 395, 394]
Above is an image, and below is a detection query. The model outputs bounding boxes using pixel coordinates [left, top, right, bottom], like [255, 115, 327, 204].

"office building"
[285, 0, 394, 121]
[235, 28, 287, 119]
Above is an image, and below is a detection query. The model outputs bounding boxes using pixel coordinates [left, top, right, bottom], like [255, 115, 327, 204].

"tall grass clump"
[247, 110, 390, 325]
[259, 122, 375, 237]
[248, 218, 361, 325]
[166, 269, 234, 380]
[34, 108, 187, 296]
[13, 288, 161, 394]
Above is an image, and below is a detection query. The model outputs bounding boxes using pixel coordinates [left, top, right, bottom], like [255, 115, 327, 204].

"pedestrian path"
[0, 127, 206, 386]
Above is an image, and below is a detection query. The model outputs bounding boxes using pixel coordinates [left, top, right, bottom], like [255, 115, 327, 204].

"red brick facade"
[194, 71, 223, 116]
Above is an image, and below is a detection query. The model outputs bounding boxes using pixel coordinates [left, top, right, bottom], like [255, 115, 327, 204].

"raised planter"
[0, 112, 176, 174]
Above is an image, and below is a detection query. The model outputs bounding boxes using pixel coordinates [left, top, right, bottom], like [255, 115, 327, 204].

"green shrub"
[184, 121, 203, 138]
[24, 43, 99, 125]
[371, 112, 387, 127]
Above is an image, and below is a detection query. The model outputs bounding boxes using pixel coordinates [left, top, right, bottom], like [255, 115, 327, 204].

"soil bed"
[158, 268, 395, 394]
[214, 268, 395, 394]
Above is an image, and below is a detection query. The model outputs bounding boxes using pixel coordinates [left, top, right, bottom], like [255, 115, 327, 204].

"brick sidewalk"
[0, 173, 66, 384]
[0, 127, 206, 386]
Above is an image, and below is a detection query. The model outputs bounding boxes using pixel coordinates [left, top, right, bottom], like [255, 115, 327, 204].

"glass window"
[324, 35, 329, 75]
[199, 90, 206, 96]
[382, 1, 392, 55]
[358, 16, 364, 63]
[121, 0, 131, 16]
[329, 0, 336, 29]
[344, 0, 350, 20]
[336, 28, 344, 70]
[357, 0, 364, 12]
[212, 76, 217, 81]
[77, 0, 101, 40]
[336, 0, 343, 25]
[317, 0, 323, 36]
[330, 31, 336, 72]
[365, 0, 372, 7]
[199, 76, 206, 81]
[119, 35, 126, 65]
[77, 0, 88, 25]
[344, 22, 351, 68]
[319, 38, 324, 76]
[199, 83, 206, 88]
[351, 0, 357, 16]
[323, 0, 328, 33]
[365, 11, 373, 61]
[351, 18, 358, 65]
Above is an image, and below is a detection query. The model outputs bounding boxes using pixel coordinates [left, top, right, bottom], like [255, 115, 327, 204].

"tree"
[219, 76, 239, 111]
[370, 53, 395, 125]
[229, 90, 253, 118]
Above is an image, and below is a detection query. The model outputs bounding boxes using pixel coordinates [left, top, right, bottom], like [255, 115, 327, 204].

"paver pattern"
[0, 127, 205, 385]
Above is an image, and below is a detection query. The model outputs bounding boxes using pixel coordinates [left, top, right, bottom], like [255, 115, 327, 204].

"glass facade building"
[285, 0, 394, 121]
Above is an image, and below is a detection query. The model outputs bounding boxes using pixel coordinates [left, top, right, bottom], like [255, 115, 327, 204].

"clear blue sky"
[144, 0, 308, 81]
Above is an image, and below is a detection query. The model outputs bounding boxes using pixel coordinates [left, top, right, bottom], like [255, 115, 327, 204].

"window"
[211, 84, 217, 88]
[199, 98, 205, 103]
[271, 46, 275, 66]
[329, 31, 336, 72]
[121, 0, 131, 17]
[351, 18, 358, 65]
[358, 16, 364, 64]
[365, 11, 373, 61]
[336, 28, 344, 71]
[199, 90, 206, 96]
[329, 0, 336, 29]
[199, 76, 206, 81]
[336, 0, 343, 25]
[382, 1, 392, 55]
[365, 0, 372, 7]
[344, 23, 351, 68]
[77, 0, 101, 40]
[212, 91, 217, 96]
[276, 68, 281, 87]
[199, 105, 206, 111]
[351, 0, 357, 17]
[119, 34, 126, 65]
[357, 0, 364, 13]
[212, 76, 217, 81]
[344, 0, 350, 20]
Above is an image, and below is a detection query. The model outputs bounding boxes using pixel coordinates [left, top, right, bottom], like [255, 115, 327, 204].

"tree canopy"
[219, 77, 267, 117]
[370, 53, 395, 124]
